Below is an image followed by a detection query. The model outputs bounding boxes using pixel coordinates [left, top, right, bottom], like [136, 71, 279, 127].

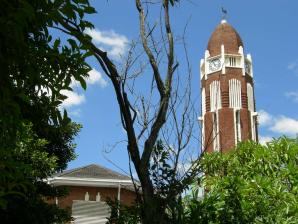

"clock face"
[209, 58, 221, 72]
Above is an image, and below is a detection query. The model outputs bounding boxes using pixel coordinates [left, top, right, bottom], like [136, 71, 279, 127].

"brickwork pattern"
[201, 22, 257, 153]
[207, 22, 243, 56]
[57, 186, 136, 210]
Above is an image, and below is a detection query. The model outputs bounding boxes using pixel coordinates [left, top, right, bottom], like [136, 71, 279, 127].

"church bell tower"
[200, 20, 258, 153]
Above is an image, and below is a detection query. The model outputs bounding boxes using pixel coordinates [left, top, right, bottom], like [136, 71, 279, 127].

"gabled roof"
[54, 164, 131, 181]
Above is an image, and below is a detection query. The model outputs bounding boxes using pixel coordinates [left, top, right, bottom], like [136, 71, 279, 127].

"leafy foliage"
[106, 140, 200, 224]
[184, 138, 298, 224]
[0, 123, 73, 223]
[106, 199, 141, 224]
[149, 140, 192, 223]
[48, 0, 198, 223]
[0, 0, 96, 223]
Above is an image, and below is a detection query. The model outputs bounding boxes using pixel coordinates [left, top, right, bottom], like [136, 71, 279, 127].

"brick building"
[47, 19, 258, 224]
[47, 164, 136, 224]
[200, 19, 258, 153]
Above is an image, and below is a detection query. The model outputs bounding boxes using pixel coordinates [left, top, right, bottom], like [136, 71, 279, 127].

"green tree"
[2, 1, 200, 223]
[0, 122, 74, 223]
[54, 0, 205, 222]
[185, 138, 298, 224]
[0, 0, 96, 223]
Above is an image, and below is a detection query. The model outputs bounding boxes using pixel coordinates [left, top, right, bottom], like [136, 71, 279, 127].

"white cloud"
[85, 28, 128, 59]
[69, 109, 82, 117]
[285, 91, 298, 103]
[288, 61, 298, 70]
[61, 68, 107, 109]
[258, 110, 298, 137]
[87, 69, 108, 87]
[37, 86, 85, 109]
[69, 79, 80, 89]
[60, 90, 85, 108]
[258, 110, 273, 126]
[70, 69, 107, 89]
[287, 60, 298, 75]
[37, 68, 107, 111]
[259, 135, 272, 145]
[269, 116, 298, 136]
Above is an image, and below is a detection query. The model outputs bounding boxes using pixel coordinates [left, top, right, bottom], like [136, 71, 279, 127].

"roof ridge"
[89, 164, 131, 178]
[57, 164, 131, 179]
[57, 164, 94, 177]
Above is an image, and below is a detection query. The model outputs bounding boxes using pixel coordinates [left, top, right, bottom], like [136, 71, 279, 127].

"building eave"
[46, 176, 134, 188]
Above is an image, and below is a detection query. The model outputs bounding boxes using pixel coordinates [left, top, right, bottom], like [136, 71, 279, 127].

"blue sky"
[62, 0, 298, 173]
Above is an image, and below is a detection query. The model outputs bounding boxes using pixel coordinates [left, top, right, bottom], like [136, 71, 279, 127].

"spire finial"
[221, 7, 227, 21]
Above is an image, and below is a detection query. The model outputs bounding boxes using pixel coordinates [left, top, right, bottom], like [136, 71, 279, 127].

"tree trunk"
[141, 191, 167, 224]
[138, 167, 167, 224]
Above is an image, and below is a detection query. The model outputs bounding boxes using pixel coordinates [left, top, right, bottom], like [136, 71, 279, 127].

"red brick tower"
[200, 20, 258, 153]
